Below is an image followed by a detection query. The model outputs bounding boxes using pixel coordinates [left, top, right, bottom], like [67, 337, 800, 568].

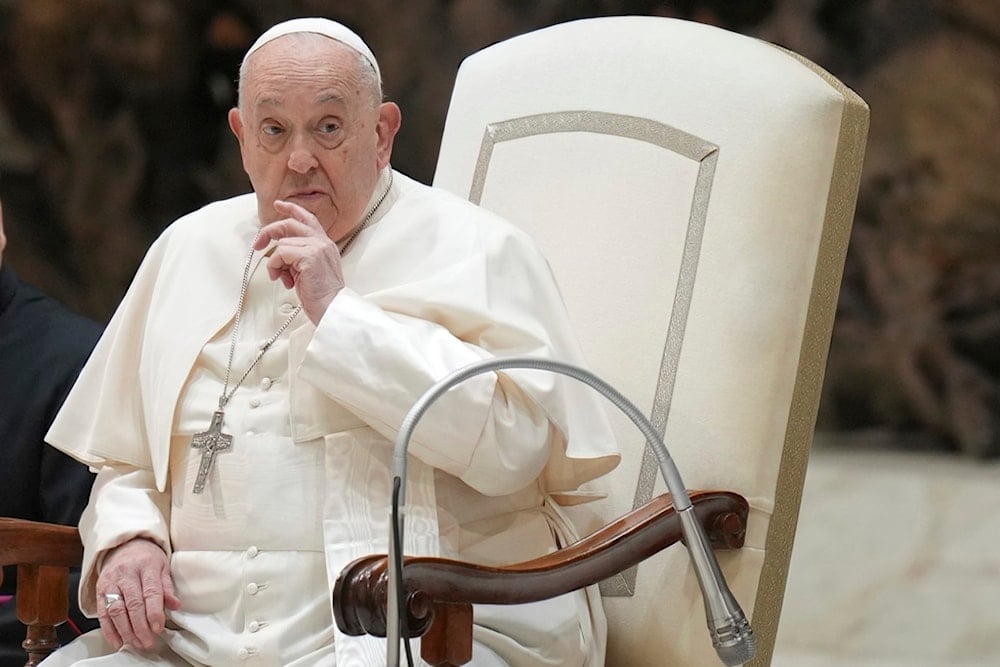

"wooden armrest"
[0, 518, 84, 667]
[333, 490, 747, 666]
[0, 518, 84, 570]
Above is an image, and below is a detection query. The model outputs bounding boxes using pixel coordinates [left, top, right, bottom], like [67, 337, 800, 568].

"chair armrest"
[333, 490, 747, 665]
[0, 518, 84, 667]
[0, 518, 84, 571]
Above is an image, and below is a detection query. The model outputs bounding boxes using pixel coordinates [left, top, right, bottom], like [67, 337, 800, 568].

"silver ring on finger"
[104, 592, 123, 610]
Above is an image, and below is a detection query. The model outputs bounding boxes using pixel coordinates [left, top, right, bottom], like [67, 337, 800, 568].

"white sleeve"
[297, 288, 553, 497]
[76, 465, 171, 616]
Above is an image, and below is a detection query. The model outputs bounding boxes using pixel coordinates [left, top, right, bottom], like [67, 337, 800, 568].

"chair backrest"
[432, 16, 867, 666]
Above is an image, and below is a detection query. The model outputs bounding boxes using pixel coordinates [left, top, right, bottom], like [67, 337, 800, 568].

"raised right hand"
[95, 537, 181, 650]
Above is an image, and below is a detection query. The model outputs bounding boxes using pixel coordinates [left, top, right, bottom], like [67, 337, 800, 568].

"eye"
[262, 123, 284, 136]
[314, 118, 345, 149]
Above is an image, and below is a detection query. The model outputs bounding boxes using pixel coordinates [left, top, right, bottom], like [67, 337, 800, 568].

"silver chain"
[218, 172, 394, 409]
[338, 170, 393, 252]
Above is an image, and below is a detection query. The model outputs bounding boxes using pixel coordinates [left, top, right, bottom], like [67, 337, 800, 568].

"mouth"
[285, 189, 328, 202]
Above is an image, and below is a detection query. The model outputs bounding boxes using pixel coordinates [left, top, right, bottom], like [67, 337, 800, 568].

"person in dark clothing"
[0, 198, 104, 666]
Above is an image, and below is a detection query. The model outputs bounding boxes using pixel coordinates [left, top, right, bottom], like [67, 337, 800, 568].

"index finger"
[254, 200, 326, 250]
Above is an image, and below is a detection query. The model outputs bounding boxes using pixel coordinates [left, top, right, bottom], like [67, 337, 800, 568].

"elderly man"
[42, 18, 619, 667]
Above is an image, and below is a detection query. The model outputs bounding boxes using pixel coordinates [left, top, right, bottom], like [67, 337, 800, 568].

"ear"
[228, 107, 245, 145]
[228, 107, 251, 172]
[375, 102, 401, 170]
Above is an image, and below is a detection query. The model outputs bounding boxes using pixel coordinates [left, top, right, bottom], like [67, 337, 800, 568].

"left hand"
[254, 200, 346, 324]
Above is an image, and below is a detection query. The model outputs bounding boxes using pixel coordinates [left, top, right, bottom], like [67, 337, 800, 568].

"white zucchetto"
[242, 17, 381, 82]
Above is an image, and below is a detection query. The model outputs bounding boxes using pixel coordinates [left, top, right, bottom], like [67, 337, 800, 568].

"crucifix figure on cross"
[191, 409, 233, 494]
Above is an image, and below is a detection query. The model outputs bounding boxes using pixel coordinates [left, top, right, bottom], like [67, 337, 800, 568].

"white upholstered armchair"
[425, 15, 869, 666]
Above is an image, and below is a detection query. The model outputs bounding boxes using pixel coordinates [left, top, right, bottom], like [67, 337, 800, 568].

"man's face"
[228, 34, 399, 241]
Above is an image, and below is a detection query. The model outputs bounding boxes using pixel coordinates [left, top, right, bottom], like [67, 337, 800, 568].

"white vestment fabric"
[43, 170, 620, 666]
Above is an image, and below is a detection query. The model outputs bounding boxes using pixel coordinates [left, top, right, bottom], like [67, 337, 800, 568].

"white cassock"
[42, 170, 621, 666]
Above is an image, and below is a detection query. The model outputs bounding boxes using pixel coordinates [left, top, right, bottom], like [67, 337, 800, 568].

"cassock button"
[248, 621, 261, 633]
[279, 302, 297, 314]
[246, 546, 259, 558]
[246, 582, 259, 595]
[260, 377, 273, 390]
[237, 648, 250, 660]
[249, 398, 261, 409]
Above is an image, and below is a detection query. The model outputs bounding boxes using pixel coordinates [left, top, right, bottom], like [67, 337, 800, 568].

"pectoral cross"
[191, 410, 233, 494]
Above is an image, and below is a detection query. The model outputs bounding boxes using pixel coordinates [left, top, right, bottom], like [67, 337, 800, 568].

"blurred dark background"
[0, 0, 997, 457]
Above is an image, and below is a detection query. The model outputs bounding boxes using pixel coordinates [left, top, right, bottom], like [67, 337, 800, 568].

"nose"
[286, 133, 319, 173]
[287, 146, 318, 174]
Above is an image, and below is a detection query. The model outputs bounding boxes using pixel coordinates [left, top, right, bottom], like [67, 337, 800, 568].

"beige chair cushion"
[433, 16, 868, 666]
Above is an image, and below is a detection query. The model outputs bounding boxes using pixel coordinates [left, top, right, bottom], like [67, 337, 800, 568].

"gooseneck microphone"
[386, 356, 755, 666]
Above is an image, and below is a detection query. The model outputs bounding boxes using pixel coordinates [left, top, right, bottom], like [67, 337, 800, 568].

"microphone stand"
[386, 357, 755, 666]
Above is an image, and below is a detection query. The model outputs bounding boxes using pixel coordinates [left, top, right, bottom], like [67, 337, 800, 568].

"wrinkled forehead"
[242, 36, 377, 114]
[243, 17, 380, 82]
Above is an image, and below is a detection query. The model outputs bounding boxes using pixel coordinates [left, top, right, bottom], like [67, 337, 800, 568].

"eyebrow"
[255, 97, 283, 109]
[317, 93, 346, 105]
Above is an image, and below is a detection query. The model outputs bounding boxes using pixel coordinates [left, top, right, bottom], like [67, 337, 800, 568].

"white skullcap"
[243, 17, 381, 82]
